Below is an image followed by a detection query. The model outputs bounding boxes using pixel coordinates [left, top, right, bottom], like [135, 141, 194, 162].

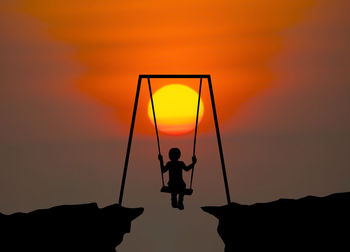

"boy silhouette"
[158, 148, 197, 210]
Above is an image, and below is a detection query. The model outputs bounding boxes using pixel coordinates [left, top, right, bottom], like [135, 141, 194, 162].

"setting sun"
[148, 84, 204, 135]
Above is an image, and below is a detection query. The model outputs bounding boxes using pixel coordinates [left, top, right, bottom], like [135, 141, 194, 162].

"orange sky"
[2, 1, 350, 252]
[17, 0, 315, 134]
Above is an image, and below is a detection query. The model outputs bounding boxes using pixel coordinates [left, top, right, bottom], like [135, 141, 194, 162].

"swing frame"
[118, 75, 231, 205]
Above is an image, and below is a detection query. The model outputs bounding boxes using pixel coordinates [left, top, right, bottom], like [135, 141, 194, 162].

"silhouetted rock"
[1, 203, 143, 251]
[202, 192, 350, 252]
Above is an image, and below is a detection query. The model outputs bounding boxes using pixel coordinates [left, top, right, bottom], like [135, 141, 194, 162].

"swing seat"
[161, 186, 193, 195]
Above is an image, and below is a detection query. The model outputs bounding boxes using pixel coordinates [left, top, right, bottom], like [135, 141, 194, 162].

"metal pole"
[118, 76, 142, 205]
[207, 76, 231, 204]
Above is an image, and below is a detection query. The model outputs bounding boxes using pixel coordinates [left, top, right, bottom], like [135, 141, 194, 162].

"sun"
[148, 84, 204, 135]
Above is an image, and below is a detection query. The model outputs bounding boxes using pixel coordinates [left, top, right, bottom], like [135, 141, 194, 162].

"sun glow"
[148, 84, 204, 135]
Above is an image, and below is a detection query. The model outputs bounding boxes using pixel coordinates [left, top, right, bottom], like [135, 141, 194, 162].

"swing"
[118, 75, 231, 206]
[147, 78, 202, 196]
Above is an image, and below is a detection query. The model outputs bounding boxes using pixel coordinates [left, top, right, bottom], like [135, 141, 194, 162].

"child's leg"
[178, 193, 184, 210]
[171, 192, 177, 208]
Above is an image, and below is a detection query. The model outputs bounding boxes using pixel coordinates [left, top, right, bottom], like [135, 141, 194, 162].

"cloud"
[0, 10, 126, 142]
[18, 0, 316, 133]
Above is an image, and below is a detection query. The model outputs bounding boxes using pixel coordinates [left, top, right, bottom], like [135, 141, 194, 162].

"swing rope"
[190, 77, 202, 189]
[147, 77, 202, 191]
[147, 78, 164, 187]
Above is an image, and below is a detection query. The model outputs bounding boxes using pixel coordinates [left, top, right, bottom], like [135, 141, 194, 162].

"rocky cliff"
[202, 192, 350, 252]
[1, 203, 143, 251]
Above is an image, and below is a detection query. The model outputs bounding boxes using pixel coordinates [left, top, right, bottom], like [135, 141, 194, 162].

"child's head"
[169, 148, 181, 161]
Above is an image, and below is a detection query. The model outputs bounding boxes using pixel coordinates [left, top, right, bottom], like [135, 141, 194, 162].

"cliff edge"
[0, 203, 143, 251]
[202, 192, 350, 251]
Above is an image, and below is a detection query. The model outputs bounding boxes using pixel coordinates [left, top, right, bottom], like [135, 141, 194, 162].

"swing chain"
[190, 77, 202, 189]
[147, 77, 202, 190]
[147, 78, 165, 186]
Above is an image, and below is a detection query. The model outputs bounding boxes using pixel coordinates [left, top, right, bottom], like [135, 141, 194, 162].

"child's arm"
[158, 154, 168, 173]
[184, 156, 197, 171]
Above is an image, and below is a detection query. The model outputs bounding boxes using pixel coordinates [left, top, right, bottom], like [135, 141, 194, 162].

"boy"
[158, 148, 197, 210]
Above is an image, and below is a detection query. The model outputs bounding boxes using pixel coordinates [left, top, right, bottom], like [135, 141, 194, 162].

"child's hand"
[158, 154, 163, 162]
[192, 155, 197, 164]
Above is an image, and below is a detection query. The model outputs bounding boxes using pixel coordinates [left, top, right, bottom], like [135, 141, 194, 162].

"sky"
[1, 0, 350, 251]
